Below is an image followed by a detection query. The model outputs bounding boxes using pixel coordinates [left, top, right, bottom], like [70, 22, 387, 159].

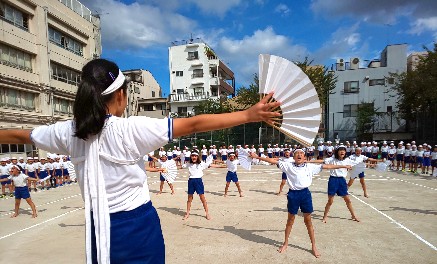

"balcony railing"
[191, 73, 204, 78]
[187, 56, 199, 60]
[341, 88, 360, 94]
[170, 92, 213, 102]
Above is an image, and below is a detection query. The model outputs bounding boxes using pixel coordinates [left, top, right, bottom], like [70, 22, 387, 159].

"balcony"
[341, 88, 360, 94]
[169, 92, 214, 102]
[191, 73, 204, 78]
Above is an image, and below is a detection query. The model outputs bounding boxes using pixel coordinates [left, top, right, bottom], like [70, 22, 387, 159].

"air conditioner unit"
[337, 58, 345, 71]
[350, 57, 359, 70]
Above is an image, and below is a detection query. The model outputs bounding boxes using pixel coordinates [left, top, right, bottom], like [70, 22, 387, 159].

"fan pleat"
[259, 54, 322, 146]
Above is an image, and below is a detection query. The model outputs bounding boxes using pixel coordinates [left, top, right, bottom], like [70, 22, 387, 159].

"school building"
[327, 44, 411, 142]
[0, 0, 101, 156]
[168, 37, 235, 117]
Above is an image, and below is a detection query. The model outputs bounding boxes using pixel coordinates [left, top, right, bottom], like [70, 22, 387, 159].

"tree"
[355, 101, 380, 140]
[192, 99, 233, 115]
[234, 74, 260, 109]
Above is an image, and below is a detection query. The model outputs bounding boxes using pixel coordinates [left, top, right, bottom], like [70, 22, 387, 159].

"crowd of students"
[0, 154, 76, 198]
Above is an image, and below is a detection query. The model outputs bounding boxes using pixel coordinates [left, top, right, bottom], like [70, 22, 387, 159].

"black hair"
[73, 59, 127, 140]
[190, 150, 201, 164]
[334, 147, 346, 160]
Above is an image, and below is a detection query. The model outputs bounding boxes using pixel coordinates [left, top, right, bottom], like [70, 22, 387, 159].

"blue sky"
[80, 0, 437, 97]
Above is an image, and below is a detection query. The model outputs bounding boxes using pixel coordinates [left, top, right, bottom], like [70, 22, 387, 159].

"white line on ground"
[1, 194, 82, 217]
[350, 193, 437, 251]
[0, 207, 84, 241]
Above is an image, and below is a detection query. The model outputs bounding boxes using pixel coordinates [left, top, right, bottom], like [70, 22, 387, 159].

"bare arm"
[0, 130, 33, 144]
[173, 93, 280, 138]
[249, 152, 278, 165]
[145, 167, 166, 173]
[321, 164, 351, 170]
[209, 164, 226, 168]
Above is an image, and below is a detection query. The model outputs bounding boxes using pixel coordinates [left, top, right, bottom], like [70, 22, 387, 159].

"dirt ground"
[1, 165, 436, 264]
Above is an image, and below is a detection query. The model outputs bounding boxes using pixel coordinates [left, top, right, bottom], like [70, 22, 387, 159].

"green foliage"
[356, 101, 379, 135]
[234, 74, 260, 108]
[192, 99, 233, 115]
[393, 43, 437, 120]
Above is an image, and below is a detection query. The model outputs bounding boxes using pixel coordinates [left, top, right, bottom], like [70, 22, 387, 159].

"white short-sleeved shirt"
[0, 165, 9, 175]
[388, 148, 397, 155]
[404, 148, 411, 157]
[267, 147, 273, 153]
[431, 152, 437, 159]
[325, 146, 334, 153]
[410, 150, 417, 157]
[348, 154, 368, 164]
[416, 150, 424, 157]
[201, 149, 208, 155]
[226, 159, 239, 172]
[372, 146, 379, 153]
[277, 161, 322, 190]
[258, 147, 264, 153]
[210, 149, 218, 155]
[159, 150, 166, 157]
[280, 156, 295, 163]
[167, 151, 173, 156]
[324, 157, 354, 177]
[220, 149, 228, 156]
[424, 151, 430, 158]
[182, 162, 210, 178]
[31, 116, 172, 213]
[317, 145, 324, 151]
[396, 147, 405, 154]
[39, 163, 50, 171]
[381, 146, 389, 153]
[8, 173, 28, 187]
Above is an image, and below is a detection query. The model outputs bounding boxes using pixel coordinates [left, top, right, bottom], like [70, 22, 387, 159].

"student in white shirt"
[276, 148, 294, 195]
[250, 149, 351, 258]
[181, 150, 223, 220]
[422, 145, 431, 175]
[147, 150, 156, 168]
[151, 154, 175, 195]
[388, 143, 397, 169]
[320, 146, 359, 223]
[0, 165, 38, 218]
[347, 147, 378, 198]
[431, 145, 437, 176]
[0, 59, 281, 264]
[258, 144, 265, 156]
[0, 158, 13, 198]
[223, 152, 243, 197]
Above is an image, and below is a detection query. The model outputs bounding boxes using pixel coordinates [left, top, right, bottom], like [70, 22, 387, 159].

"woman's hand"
[244, 92, 281, 124]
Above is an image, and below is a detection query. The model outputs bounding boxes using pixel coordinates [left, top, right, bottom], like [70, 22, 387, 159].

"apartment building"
[122, 69, 168, 118]
[168, 38, 235, 116]
[407, 51, 428, 72]
[0, 0, 101, 155]
[328, 44, 408, 141]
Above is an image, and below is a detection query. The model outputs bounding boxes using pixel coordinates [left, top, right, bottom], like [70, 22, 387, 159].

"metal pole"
[243, 123, 246, 146]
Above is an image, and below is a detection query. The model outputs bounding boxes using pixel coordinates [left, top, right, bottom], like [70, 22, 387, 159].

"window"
[387, 77, 394, 84]
[176, 89, 185, 94]
[176, 71, 183, 77]
[192, 69, 203, 78]
[344, 81, 359, 93]
[194, 87, 204, 95]
[0, 143, 31, 154]
[0, 87, 35, 110]
[48, 26, 83, 56]
[51, 62, 81, 86]
[0, 43, 32, 72]
[177, 107, 187, 115]
[369, 79, 385, 86]
[152, 91, 155, 97]
[0, 2, 29, 30]
[343, 104, 359, 117]
[387, 106, 393, 113]
[143, 105, 154, 111]
[54, 97, 72, 115]
[187, 51, 199, 60]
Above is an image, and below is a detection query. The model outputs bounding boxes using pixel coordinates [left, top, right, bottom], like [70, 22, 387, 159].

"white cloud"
[274, 4, 290, 16]
[185, 0, 242, 17]
[79, 0, 197, 49]
[215, 27, 308, 84]
[408, 17, 437, 38]
[313, 23, 368, 63]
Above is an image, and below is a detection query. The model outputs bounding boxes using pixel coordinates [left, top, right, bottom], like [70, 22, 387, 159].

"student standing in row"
[250, 149, 351, 258]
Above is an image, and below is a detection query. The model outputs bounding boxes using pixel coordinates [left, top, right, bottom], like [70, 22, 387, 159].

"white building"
[122, 69, 167, 118]
[168, 38, 235, 116]
[407, 51, 428, 72]
[328, 44, 408, 141]
[0, 0, 101, 156]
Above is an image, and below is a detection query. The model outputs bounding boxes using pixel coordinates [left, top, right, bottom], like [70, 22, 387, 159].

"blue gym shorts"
[0, 175, 10, 185]
[226, 171, 238, 182]
[159, 174, 165, 181]
[91, 201, 165, 264]
[396, 154, 404, 161]
[268, 153, 273, 158]
[202, 155, 207, 161]
[187, 178, 205, 195]
[327, 176, 348, 196]
[281, 172, 287, 180]
[221, 155, 227, 161]
[287, 188, 313, 215]
[15, 186, 30, 199]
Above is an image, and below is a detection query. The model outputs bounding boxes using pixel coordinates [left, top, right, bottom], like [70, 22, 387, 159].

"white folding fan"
[205, 154, 214, 167]
[375, 160, 392, 172]
[161, 159, 178, 183]
[237, 149, 252, 170]
[350, 162, 366, 178]
[259, 54, 321, 146]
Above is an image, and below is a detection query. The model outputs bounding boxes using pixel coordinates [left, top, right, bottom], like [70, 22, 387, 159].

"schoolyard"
[0, 165, 436, 263]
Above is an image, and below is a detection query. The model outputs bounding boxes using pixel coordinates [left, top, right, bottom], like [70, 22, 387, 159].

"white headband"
[101, 70, 126, 95]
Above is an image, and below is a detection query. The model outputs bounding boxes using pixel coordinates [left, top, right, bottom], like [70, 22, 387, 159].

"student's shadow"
[388, 206, 437, 215]
[250, 207, 287, 213]
[249, 189, 278, 195]
[204, 190, 223, 197]
[58, 223, 85, 227]
[187, 225, 313, 255]
[311, 209, 350, 221]
[157, 206, 203, 218]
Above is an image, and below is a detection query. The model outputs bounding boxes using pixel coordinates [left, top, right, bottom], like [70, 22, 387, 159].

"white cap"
[390, 143, 394, 146]
[11, 156, 17, 160]
[418, 145, 423, 148]
[19, 157, 24, 160]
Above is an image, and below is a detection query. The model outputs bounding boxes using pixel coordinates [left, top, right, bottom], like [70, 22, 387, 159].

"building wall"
[407, 51, 428, 72]
[328, 44, 407, 141]
[123, 69, 167, 118]
[168, 40, 235, 116]
[0, 0, 100, 156]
